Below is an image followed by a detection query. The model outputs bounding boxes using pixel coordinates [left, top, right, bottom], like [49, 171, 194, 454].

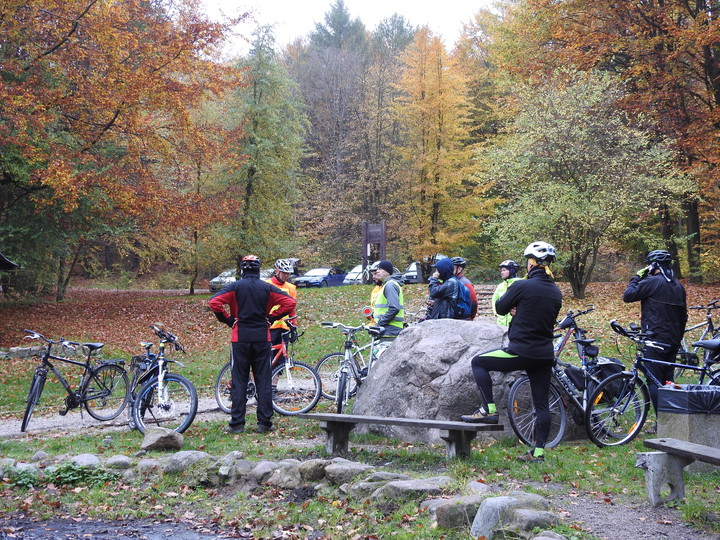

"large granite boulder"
[352, 317, 516, 444]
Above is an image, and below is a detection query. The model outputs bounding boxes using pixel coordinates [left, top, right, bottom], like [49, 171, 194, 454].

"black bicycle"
[585, 320, 720, 447]
[506, 306, 623, 448]
[128, 324, 198, 434]
[21, 330, 130, 432]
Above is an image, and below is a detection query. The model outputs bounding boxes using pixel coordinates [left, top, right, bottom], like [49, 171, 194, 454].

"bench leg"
[440, 430, 476, 460]
[319, 421, 356, 455]
[636, 451, 694, 507]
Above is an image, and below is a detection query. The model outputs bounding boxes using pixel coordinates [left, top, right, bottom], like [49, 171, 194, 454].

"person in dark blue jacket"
[623, 249, 687, 413]
[426, 257, 458, 319]
[461, 241, 562, 463]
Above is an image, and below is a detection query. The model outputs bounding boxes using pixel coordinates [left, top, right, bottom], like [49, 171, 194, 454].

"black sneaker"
[517, 450, 545, 463]
[460, 409, 499, 424]
[224, 425, 245, 434]
[257, 424, 275, 434]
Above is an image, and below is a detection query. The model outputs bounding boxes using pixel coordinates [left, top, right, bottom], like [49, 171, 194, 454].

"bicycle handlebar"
[24, 329, 78, 350]
[149, 324, 185, 352]
[689, 299, 720, 310]
[609, 319, 671, 351]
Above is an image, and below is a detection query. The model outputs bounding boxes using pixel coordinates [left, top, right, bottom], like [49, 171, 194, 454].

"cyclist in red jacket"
[209, 255, 296, 434]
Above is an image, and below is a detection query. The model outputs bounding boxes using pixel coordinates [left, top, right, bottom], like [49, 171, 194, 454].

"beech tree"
[482, 70, 689, 298]
[0, 0, 241, 298]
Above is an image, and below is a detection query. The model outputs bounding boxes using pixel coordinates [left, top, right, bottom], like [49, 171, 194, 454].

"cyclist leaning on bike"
[461, 241, 562, 463]
[209, 255, 296, 435]
[623, 249, 687, 414]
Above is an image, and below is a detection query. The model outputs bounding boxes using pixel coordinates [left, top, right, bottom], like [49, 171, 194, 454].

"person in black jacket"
[461, 241, 562, 463]
[209, 255, 296, 434]
[426, 258, 458, 320]
[623, 249, 687, 412]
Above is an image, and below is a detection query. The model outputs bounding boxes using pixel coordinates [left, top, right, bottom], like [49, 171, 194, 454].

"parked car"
[343, 264, 365, 285]
[295, 267, 347, 288]
[402, 262, 424, 284]
[209, 269, 237, 292]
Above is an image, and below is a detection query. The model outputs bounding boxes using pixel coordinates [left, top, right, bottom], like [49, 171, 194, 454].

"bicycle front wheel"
[272, 361, 322, 415]
[506, 376, 566, 449]
[316, 351, 361, 400]
[336, 370, 348, 414]
[132, 373, 198, 434]
[84, 363, 130, 421]
[21, 371, 47, 432]
[585, 372, 650, 447]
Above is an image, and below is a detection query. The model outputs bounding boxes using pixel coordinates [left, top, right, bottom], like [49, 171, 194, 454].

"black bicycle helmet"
[645, 249, 672, 265]
[451, 256, 467, 268]
[499, 259, 520, 271]
[240, 254, 261, 271]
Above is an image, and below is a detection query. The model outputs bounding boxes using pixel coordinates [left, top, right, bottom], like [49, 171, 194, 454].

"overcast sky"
[204, 0, 496, 56]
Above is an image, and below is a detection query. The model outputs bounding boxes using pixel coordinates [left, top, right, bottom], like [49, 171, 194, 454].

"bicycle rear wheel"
[506, 376, 566, 449]
[215, 362, 233, 414]
[316, 351, 361, 400]
[272, 361, 321, 415]
[85, 363, 130, 421]
[132, 373, 198, 434]
[21, 371, 47, 432]
[584, 372, 650, 447]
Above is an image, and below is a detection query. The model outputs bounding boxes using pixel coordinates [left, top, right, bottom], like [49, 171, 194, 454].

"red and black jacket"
[209, 274, 296, 342]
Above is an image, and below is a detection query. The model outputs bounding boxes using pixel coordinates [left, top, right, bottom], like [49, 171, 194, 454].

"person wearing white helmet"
[266, 258, 298, 365]
[492, 259, 522, 327]
[461, 241, 562, 463]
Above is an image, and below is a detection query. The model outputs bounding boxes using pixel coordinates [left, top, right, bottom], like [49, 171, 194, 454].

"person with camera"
[623, 249, 687, 414]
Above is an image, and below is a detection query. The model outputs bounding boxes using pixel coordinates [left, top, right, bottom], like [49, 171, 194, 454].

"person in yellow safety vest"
[492, 260, 522, 327]
[266, 259, 298, 362]
[366, 261, 383, 325]
[370, 260, 405, 337]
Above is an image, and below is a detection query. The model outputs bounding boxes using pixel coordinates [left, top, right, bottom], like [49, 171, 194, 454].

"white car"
[209, 269, 237, 292]
[343, 264, 365, 285]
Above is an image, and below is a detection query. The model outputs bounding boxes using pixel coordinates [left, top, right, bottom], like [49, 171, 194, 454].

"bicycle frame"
[676, 300, 719, 368]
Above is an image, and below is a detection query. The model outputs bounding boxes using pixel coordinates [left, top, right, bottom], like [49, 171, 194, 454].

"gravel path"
[2, 403, 720, 540]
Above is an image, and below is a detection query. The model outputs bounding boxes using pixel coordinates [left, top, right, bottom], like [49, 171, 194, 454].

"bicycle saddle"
[83, 343, 104, 351]
[692, 338, 720, 351]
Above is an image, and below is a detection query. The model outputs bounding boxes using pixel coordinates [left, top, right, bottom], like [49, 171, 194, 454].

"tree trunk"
[55, 244, 83, 302]
[658, 204, 682, 278]
[684, 198, 702, 283]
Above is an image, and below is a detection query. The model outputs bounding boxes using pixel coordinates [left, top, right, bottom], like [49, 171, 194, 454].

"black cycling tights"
[471, 348, 553, 448]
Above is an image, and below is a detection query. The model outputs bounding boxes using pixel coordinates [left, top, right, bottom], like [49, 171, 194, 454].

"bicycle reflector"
[362, 306, 373, 317]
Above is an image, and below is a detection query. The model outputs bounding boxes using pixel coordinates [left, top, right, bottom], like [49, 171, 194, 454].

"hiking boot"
[517, 450, 545, 463]
[224, 425, 245, 434]
[257, 423, 275, 434]
[460, 409, 499, 424]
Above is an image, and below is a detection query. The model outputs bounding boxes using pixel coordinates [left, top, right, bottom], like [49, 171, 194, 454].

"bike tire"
[584, 372, 650, 447]
[271, 361, 322, 415]
[132, 373, 198, 434]
[215, 362, 233, 414]
[316, 352, 360, 400]
[84, 363, 130, 421]
[506, 376, 566, 449]
[21, 371, 47, 432]
[336, 370, 348, 414]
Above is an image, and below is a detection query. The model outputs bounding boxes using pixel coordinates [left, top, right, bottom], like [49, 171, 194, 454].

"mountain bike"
[674, 299, 719, 378]
[129, 324, 198, 434]
[506, 306, 624, 448]
[215, 318, 321, 415]
[585, 320, 720, 448]
[20, 330, 129, 432]
[319, 321, 388, 413]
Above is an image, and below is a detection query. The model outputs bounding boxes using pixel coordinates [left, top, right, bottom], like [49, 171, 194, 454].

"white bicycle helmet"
[274, 258, 295, 273]
[523, 241, 556, 264]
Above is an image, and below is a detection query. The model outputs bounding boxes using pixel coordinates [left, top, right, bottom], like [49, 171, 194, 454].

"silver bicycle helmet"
[274, 258, 295, 273]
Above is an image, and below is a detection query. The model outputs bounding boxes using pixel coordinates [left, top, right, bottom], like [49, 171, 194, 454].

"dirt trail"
[2, 405, 720, 540]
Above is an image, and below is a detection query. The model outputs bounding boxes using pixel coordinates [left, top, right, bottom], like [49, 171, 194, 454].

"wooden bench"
[637, 437, 720, 506]
[297, 413, 503, 460]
